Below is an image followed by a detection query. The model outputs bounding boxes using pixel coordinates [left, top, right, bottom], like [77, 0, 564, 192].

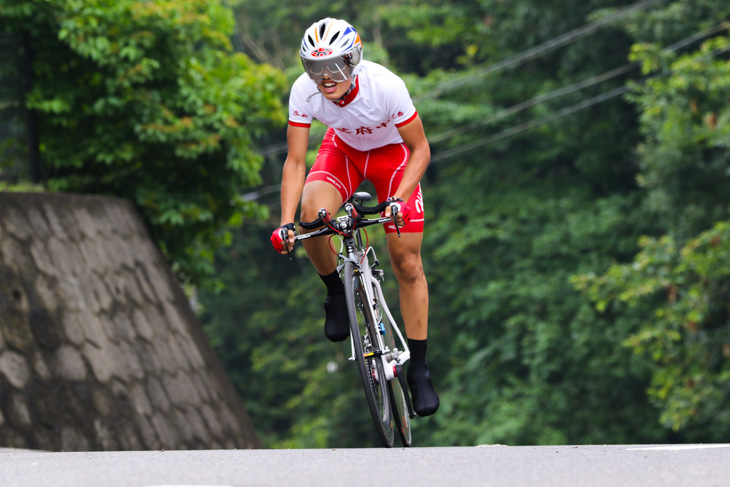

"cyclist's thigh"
[305, 128, 364, 205]
[365, 143, 425, 234]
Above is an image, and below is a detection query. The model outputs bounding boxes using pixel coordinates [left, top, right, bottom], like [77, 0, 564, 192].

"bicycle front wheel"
[343, 261, 395, 448]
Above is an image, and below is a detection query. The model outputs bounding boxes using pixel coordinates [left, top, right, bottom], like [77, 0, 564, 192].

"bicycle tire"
[375, 288, 412, 447]
[388, 374, 412, 447]
[343, 261, 395, 448]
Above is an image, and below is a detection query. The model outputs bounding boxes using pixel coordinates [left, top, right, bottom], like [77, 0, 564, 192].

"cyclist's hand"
[271, 223, 296, 254]
[384, 198, 411, 227]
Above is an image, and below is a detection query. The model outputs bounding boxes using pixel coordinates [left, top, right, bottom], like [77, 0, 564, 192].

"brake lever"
[281, 227, 294, 260]
[389, 203, 402, 238]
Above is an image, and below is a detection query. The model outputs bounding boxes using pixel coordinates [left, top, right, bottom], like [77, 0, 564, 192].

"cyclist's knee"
[391, 253, 425, 285]
[300, 198, 324, 223]
[301, 182, 343, 224]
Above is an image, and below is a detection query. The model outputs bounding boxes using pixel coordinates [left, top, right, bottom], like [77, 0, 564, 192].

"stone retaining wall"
[0, 192, 260, 450]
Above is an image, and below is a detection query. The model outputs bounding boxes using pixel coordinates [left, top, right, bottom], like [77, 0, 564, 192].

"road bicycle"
[284, 191, 416, 447]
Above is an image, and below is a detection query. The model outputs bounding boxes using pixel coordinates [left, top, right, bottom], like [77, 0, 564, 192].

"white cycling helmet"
[300, 18, 363, 84]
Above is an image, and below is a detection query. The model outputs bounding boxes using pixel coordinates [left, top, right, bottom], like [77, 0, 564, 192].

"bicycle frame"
[292, 197, 413, 407]
[336, 225, 411, 381]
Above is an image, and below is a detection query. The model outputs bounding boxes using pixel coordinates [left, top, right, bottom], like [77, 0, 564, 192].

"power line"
[428, 62, 638, 146]
[249, 18, 728, 201]
[247, 37, 728, 202]
[248, 25, 728, 200]
[255, 0, 664, 159]
[415, 0, 664, 102]
[426, 22, 729, 147]
[430, 85, 631, 164]
[430, 36, 730, 164]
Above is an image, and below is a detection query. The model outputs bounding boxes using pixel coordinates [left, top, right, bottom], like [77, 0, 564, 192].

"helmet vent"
[307, 35, 315, 47]
[330, 31, 340, 44]
[319, 22, 327, 39]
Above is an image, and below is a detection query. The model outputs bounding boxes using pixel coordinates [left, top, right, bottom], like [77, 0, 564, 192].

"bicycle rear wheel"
[343, 261, 394, 448]
[388, 370, 412, 447]
[374, 284, 412, 447]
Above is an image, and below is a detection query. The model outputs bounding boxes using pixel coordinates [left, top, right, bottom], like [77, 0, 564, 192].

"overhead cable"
[430, 35, 730, 164]
[427, 22, 729, 147]
[256, 0, 663, 159]
[415, 0, 664, 102]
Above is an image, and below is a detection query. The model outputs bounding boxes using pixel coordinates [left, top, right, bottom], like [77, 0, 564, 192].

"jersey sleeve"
[288, 75, 314, 128]
[385, 73, 418, 128]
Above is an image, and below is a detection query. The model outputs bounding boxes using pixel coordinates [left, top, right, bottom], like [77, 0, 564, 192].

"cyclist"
[271, 18, 439, 417]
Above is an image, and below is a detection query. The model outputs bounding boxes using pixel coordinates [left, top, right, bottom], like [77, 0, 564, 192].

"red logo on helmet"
[311, 48, 333, 57]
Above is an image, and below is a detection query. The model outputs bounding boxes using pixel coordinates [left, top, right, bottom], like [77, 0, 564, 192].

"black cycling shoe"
[407, 365, 440, 417]
[324, 294, 350, 342]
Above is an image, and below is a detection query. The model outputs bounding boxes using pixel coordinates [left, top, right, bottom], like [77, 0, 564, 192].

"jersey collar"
[333, 76, 360, 107]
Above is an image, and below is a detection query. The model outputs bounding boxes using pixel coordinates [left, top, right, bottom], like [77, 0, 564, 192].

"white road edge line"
[626, 444, 730, 451]
[139, 485, 234, 487]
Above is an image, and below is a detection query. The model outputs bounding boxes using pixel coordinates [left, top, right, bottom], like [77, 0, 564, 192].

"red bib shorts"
[305, 128, 424, 234]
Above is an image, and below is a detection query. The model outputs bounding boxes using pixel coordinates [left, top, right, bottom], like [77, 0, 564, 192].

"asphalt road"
[1, 444, 729, 487]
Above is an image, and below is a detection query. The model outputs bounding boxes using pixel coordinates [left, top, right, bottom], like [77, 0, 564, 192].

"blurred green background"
[2, 0, 729, 448]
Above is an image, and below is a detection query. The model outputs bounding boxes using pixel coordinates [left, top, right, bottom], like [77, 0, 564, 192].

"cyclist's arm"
[280, 124, 310, 226]
[393, 114, 430, 202]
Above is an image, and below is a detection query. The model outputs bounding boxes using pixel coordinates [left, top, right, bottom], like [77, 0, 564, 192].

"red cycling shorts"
[305, 128, 424, 234]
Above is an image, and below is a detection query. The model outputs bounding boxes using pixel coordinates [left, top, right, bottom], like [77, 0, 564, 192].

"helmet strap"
[341, 81, 355, 100]
[333, 77, 358, 107]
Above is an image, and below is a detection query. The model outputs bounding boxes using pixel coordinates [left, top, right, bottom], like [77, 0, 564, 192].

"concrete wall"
[0, 192, 260, 451]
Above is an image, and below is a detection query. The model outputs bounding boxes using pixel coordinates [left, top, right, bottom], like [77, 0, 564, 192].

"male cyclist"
[271, 18, 439, 417]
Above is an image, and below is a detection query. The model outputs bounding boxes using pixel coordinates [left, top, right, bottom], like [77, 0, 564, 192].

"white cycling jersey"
[288, 60, 418, 152]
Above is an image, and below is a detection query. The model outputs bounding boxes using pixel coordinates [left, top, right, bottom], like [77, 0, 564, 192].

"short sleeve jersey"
[288, 60, 418, 152]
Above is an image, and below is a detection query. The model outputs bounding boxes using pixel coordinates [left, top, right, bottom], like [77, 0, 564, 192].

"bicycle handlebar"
[299, 199, 392, 231]
[280, 193, 402, 261]
[292, 193, 404, 247]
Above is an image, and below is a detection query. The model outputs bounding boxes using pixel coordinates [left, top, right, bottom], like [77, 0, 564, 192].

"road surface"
[1, 444, 729, 487]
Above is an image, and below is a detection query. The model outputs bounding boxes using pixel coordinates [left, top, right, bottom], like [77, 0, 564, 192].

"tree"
[200, 0, 730, 447]
[576, 33, 730, 439]
[0, 0, 286, 284]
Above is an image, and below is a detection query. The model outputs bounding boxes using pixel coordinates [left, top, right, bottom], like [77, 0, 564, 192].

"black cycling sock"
[319, 270, 344, 296]
[408, 338, 428, 370]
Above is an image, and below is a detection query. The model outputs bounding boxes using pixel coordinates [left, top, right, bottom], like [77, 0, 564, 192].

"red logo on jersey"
[311, 48, 333, 57]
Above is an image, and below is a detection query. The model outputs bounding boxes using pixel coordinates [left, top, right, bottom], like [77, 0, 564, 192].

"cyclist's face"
[317, 74, 351, 100]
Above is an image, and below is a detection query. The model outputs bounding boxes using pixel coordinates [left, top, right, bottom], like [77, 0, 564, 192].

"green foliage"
[0, 182, 45, 193]
[0, 0, 286, 285]
[628, 35, 730, 238]
[576, 31, 730, 438]
[576, 223, 730, 436]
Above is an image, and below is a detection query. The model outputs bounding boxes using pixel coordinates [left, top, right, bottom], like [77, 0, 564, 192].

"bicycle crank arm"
[395, 364, 417, 419]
